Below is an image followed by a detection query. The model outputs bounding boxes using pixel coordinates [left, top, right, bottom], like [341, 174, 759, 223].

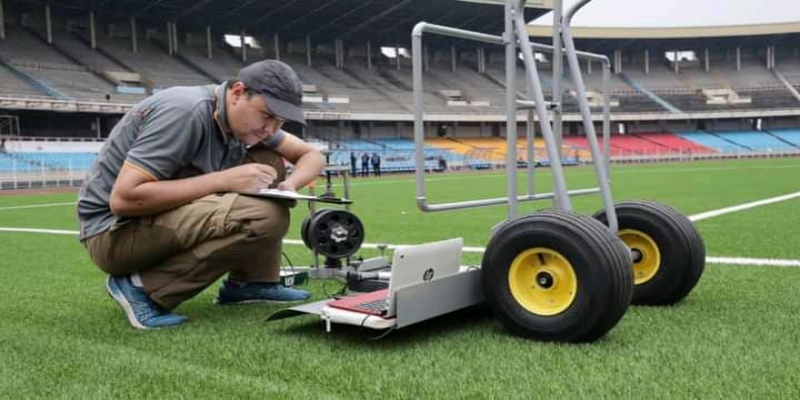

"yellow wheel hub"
[619, 229, 661, 285]
[508, 248, 577, 316]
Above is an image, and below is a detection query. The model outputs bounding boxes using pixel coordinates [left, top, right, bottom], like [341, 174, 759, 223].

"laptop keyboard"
[354, 298, 387, 312]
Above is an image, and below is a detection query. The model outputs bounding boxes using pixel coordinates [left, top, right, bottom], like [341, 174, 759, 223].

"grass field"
[1, 158, 799, 398]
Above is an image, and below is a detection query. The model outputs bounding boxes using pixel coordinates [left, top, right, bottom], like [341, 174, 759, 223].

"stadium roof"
[528, 22, 800, 39]
[457, 0, 553, 8]
[12, 0, 550, 46]
[15, 0, 798, 50]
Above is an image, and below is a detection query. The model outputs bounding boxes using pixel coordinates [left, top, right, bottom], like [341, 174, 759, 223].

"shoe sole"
[106, 277, 148, 330]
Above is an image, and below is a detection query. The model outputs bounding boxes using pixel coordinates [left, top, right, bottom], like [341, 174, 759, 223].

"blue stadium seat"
[714, 130, 798, 152]
[768, 129, 800, 147]
[3, 152, 98, 172]
[328, 138, 467, 173]
[675, 131, 749, 153]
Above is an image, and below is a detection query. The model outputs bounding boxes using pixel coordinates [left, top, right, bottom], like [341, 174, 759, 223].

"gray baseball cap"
[236, 60, 306, 126]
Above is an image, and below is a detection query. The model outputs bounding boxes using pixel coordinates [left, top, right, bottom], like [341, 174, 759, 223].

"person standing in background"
[361, 152, 369, 177]
[371, 152, 381, 177]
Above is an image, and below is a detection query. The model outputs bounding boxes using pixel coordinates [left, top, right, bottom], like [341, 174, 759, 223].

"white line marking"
[689, 191, 800, 222]
[0, 227, 79, 235]
[0, 202, 76, 211]
[2, 187, 799, 264]
[706, 257, 800, 268]
[613, 163, 800, 175]
[1, 226, 797, 267]
[0, 164, 795, 210]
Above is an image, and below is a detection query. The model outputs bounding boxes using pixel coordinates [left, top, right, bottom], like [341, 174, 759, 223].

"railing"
[0, 157, 89, 190]
[4, 137, 104, 144]
[607, 148, 800, 165]
[1, 147, 798, 191]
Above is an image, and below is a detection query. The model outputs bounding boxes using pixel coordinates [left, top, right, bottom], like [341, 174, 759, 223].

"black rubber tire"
[308, 209, 364, 259]
[594, 201, 705, 305]
[481, 210, 633, 343]
[303, 209, 336, 251]
[301, 213, 314, 250]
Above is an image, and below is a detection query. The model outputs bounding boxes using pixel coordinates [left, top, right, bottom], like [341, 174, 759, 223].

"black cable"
[367, 325, 396, 341]
[281, 252, 296, 275]
[359, 313, 396, 340]
[322, 279, 347, 299]
[321, 267, 348, 299]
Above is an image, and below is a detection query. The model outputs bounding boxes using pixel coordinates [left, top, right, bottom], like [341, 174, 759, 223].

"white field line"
[706, 257, 800, 268]
[0, 202, 76, 211]
[1, 164, 796, 207]
[1, 227, 797, 267]
[2, 189, 799, 267]
[688, 190, 800, 222]
[0, 227, 79, 235]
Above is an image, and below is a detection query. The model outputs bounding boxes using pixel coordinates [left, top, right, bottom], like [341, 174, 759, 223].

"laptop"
[326, 238, 463, 318]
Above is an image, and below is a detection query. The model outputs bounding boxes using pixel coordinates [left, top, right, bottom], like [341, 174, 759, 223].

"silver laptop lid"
[385, 238, 463, 317]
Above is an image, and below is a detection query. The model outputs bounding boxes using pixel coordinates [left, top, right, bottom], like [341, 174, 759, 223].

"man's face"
[227, 82, 285, 146]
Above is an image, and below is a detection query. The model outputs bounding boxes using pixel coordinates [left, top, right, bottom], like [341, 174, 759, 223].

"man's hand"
[275, 181, 298, 208]
[273, 133, 324, 192]
[276, 181, 296, 192]
[221, 164, 278, 192]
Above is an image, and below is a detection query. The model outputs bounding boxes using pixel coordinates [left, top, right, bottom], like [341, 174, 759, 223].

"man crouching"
[77, 60, 324, 329]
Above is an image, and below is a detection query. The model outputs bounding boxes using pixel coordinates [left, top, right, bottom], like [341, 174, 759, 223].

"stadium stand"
[714, 130, 800, 151]
[624, 63, 691, 92]
[96, 35, 214, 89]
[426, 137, 480, 158]
[180, 44, 242, 83]
[0, 139, 101, 173]
[323, 137, 468, 173]
[55, 33, 128, 73]
[634, 133, 715, 153]
[562, 132, 725, 156]
[446, 136, 584, 164]
[374, 137, 464, 164]
[0, 27, 108, 100]
[562, 135, 629, 156]
[334, 139, 384, 151]
[0, 153, 24, 172]
[675, 131, 751, 153]
[0, 61, 49, 99]
[0, 17, 797, 116]
[0, 0, 799, 189]
[768, 128, 800, 146]
[9, 152, 96, 170]
[601, 134, 671, 154]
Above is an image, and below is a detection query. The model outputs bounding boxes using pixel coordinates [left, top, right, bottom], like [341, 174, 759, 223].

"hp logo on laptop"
[422, 268, 435, 282]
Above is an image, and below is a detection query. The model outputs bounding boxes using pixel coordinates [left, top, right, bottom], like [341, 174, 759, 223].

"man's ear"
[229, 81, 245, 100]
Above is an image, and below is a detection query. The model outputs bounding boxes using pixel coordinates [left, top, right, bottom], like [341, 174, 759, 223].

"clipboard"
[237, 189, 353, 204]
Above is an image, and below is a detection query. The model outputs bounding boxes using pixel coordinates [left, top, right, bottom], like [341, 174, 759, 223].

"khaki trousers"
[84, 145, 290, 310]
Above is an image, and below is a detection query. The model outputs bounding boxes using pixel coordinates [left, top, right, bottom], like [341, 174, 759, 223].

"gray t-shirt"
[77, 83, 284, 240]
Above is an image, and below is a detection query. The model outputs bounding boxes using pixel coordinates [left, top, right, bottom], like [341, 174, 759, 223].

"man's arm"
[274, 134, 325, 192]
[110, 162, 278, 217]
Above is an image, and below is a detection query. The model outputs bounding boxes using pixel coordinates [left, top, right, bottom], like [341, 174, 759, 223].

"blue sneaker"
[106, 276, 189, 329]
[215, 279, 311, 305]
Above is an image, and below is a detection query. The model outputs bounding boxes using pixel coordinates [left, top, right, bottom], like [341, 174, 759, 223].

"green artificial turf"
[1, 158, 798, 398]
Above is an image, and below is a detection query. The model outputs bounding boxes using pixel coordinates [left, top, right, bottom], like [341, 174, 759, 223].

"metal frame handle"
[561, 0, 618, 232]
[411, 0, 618, 234]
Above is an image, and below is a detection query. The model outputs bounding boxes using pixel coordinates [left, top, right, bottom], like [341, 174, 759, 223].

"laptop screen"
[385, 237, 463, 316]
